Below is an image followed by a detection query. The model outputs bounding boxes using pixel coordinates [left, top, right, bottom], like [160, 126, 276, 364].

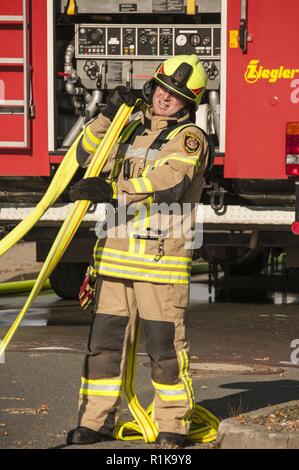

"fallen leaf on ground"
[0, 397, 24, 401]
[0, 404, 49, 415]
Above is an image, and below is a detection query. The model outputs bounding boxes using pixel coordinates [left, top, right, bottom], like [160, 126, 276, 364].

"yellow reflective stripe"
[82, 126, 102, 153]
[154, 393, 187, 401]
[178, 349, 195, 431]
[94, 244, 192, 262]
[82, 135, 97, 154]
[86, 125, 102, 146]
[133, 204, 151, 237]
[155, 154, 198, 168]
[143, 177, 153, 192]
[166, 123, 198, 141]
[139, 238, 146, 255]
[95, 247, 191, 269]
[94, 266, 189, 284]
[80, 377, 122, 397]
[152, 380, 187, 402]
[144, 204, 152, 231]
[95, 252, 191, 270]
[111, 156, 124, 179]
[131, 178, 142, 192]
[131, 207, 142, 254]
[95, 261, 189, 277]
[80, 389, 121, 397]
[118, 119, 141, 143]
[130, 177, 153, 194]
[142, 163, 155, 177]
[111, 181, 118, 199]
[129, 235, 137, 254]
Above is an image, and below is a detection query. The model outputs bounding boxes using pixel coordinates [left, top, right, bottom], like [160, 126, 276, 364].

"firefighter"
[67, 55, 209, 447]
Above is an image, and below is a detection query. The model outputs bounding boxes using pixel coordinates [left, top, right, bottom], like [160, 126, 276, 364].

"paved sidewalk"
[1, 351, 299, 449]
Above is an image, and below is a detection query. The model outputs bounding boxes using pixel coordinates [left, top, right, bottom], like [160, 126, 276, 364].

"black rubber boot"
[66, 426, 112, 445]
[155, 432, 187, 448]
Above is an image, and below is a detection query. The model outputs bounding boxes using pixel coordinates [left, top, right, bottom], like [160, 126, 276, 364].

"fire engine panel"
[54, 1, 222, 152]
[74, 24, 220, 92]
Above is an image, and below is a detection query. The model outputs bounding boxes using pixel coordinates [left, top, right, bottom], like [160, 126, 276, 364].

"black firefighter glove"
[102, 86, 136, 120]
[69, 176, 116, 206]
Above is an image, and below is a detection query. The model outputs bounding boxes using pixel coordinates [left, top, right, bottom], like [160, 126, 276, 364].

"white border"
[47, 0, 55, 152]
[220, 0, 227, 153]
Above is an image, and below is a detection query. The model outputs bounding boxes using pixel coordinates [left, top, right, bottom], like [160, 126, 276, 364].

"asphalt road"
[1, 282, 299, 449]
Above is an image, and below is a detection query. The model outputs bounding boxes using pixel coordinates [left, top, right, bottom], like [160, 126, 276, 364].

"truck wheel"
[226, 252, 268, 276]
[50, 262, 88, 300]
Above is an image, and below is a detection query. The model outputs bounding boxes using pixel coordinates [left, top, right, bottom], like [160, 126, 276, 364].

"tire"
[218, 251, 269, 277]
[50, 262, 89, 300]
[226, 252, 268, 276]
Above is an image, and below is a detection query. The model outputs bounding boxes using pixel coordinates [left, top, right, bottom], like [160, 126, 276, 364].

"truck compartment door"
[225, 0, 299, 179]
[0, 0, 30, 148]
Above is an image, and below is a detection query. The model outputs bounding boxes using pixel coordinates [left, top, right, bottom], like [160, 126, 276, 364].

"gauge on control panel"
[139, 35, 148, 45]
[189, 34, 201, 47]
[124, 34, 134, 46]
[202, 35, 211, 46]
[149, 35, 157, 45]
[161, 35, 170, 45]
[160, 28, 173, 56]
[176, 34, 187, 47]
[88, 28, 103, 45]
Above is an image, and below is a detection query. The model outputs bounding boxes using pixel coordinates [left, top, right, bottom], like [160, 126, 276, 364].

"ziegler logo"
[245, 59, 299, 84]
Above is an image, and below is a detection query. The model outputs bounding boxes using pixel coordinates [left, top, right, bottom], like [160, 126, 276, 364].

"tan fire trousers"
[78, 275, 195, 437]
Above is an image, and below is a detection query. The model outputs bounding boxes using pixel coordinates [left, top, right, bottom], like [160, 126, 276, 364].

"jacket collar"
[141, 106, 190, 132]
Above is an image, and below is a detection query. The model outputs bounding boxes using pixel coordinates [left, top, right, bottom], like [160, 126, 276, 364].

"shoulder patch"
[183, 131, 201, 155]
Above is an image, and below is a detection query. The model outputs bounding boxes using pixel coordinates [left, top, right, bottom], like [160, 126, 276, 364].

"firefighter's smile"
[158, 99, 170, 109]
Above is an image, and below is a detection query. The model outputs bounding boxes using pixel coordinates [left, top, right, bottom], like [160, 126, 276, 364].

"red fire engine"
[1, 0, 299, 299]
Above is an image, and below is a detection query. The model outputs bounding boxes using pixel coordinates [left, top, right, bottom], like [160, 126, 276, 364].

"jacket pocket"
[173, 284, 190, 309]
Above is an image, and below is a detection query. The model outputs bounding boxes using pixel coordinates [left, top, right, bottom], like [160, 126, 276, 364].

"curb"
[217, 400, 299, 449]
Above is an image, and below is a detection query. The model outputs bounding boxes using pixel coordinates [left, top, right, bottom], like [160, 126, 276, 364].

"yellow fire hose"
[115, 319, 220, 444]
[0, 133, 81, 258]
[0, 102, 133, 356]
[0, 101, 220, 444]
[0, 279, 52, 296]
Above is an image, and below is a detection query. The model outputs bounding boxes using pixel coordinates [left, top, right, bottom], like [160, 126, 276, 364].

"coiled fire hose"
[116, 319, 220, 443]
[0, 102, 219, 444]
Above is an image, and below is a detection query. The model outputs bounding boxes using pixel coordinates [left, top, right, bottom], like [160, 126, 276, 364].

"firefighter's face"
[152, 85, 186, 117]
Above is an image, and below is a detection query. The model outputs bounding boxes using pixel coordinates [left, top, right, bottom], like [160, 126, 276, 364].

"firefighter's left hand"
[69, 176, 116, 204]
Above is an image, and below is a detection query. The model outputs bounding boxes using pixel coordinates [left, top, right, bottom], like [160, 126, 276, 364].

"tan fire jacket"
[79, 106, 209, 285]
